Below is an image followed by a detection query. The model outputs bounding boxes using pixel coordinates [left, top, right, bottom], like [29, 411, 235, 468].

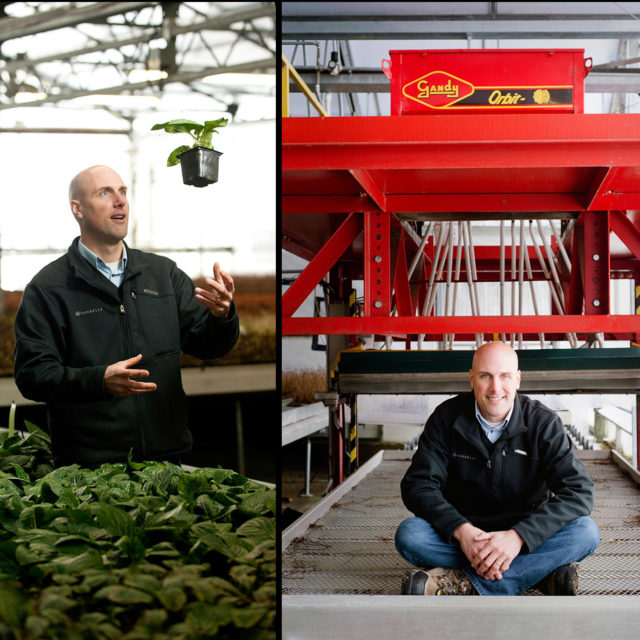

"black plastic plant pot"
[178, 147, 222, 188]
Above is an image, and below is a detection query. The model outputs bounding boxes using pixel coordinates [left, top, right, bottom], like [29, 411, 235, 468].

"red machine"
[382, 49, 591, 115]
[283, 49, 640, 482]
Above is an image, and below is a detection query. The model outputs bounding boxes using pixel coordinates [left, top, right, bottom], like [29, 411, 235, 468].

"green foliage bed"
[0, 423, 275, 640]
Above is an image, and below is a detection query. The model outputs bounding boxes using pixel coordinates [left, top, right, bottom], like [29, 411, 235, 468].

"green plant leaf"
[0, 583, 30, 630]
[156, 586, 187, 611]
[123, 573, 162, 595]
[38, 589, 76, 617]
[203, 117, 228, 131]
[151, 119, 203, 135]
[167, 145, 191, 167]
[145, 541, 181, 559]
[236, 516, 276, 544]
[229, 564, 257, 591]
[230, 603, 269, 629]
[94, 585, 154, 605]
[0, 540, 19, 578]
[238, 489, 276, 517]
[25, 614, 50, 638]
[185, 600, 223, 634]
[48, 548, 104, 574]
[11, 463, 30, 483]
[197, 530, 251, 559]
[199, 118, 228, 148]
[196, 493, 233, 521]
[86, 502, 136, 536]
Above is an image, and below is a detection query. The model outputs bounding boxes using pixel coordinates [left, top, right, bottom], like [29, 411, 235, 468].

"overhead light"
[128, 69, 169, 83]
[70, 94, 161, 108]
[14, 91, 48, 103]
[201, 73, 274, 88]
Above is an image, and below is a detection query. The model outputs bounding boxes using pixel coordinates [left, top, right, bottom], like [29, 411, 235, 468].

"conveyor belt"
[336, 348, 640, 394]
[282, 449, 640, 597]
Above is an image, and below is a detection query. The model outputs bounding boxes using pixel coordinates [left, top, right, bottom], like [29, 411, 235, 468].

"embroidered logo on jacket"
[74, 307, 104, 317]
[452, 452, 477, 461]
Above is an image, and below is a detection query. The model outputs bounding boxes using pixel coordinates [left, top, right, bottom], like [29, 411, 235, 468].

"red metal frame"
[282, 212, 362, 318]
[582, 211, 610, 315]
[282, 114, 640, 340]
[364, 211, 391, 316]
[284, 315, 640, 336]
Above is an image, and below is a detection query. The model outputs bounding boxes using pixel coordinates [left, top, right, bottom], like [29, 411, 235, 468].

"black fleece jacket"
[14, 237, 239, 467]
[400, 392, 594, 552]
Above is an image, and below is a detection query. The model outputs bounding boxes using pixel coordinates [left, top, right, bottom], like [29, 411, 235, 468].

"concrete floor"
[283, 595, 640, 640]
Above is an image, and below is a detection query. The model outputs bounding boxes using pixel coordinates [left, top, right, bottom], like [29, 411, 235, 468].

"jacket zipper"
[130, 290, 143, 335]
[119, 303, 147, 457]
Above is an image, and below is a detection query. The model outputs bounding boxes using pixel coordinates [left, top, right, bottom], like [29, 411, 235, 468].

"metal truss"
[282, 4, 640, 40]
[0, 2, 275, 113]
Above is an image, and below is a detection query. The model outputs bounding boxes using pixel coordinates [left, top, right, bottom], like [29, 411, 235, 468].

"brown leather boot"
[535, 562, 579, 595]
[402, 568, 477, 595]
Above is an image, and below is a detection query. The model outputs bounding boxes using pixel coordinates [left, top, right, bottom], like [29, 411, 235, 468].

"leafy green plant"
[0, 425, 275, 639]
[151, 118, 228, 167]
[0, 419, 54, 480]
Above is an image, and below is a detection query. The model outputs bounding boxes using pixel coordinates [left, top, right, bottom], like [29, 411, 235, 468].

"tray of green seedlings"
[0, 406, 275, 640]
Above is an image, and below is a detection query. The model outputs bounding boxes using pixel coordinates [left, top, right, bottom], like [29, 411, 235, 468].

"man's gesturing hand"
[104, 354, 157, 397]
[195, 262, 235, 319]
[454, 523, 523, 581]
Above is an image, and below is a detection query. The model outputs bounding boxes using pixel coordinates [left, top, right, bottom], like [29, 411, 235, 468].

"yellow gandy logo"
[402, 71, 474, 109]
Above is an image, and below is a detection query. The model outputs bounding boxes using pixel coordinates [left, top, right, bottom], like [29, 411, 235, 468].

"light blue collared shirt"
[78, 240, 128, 288]
[475, 400, 514, 444]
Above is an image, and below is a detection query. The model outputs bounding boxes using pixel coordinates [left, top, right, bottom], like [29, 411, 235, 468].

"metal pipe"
[406, 221, 433, 279]
[561, 218, 577, 242]
[510, 221, 516, 348]
[448, 221, 464, 350]
[430, 223, 451, 349]
[558, 217, 602, 349]
[466, 221, 483, 347]
[499, 220, 506, 343]
[302, 436, 313, 497]
[462, 222, 482, 347]
[518, 220, 525, 349]
[536, 219, 580, 347]
[419, 223, 446, 347]
[444, 222, 454, 350]
[549, 219, 572, 273]
[536, 219, 565, 306]
[466, 221, 481, 313]
[426, 223, 450, 316]
[523, 229, 546, 349]
[461, 223, 477, 316]
[380, 221, 431, 333]
[529, 222, 577, 348]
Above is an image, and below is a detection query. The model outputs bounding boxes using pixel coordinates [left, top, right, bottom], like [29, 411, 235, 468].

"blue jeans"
[395, 516, 600, 595]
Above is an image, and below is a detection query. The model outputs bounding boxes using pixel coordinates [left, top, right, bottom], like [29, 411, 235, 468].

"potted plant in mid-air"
[151, 118, 228, 187]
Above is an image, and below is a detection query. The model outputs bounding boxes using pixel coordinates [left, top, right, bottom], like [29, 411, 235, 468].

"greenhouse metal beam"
[0, 2, 155, 41]
[1, 4, 275, 72]
[0, 58, 274, 110]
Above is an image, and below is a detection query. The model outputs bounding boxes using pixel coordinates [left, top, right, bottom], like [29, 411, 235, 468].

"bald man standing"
[14, 165, 239, 468]
[396, 342, 599, 596]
